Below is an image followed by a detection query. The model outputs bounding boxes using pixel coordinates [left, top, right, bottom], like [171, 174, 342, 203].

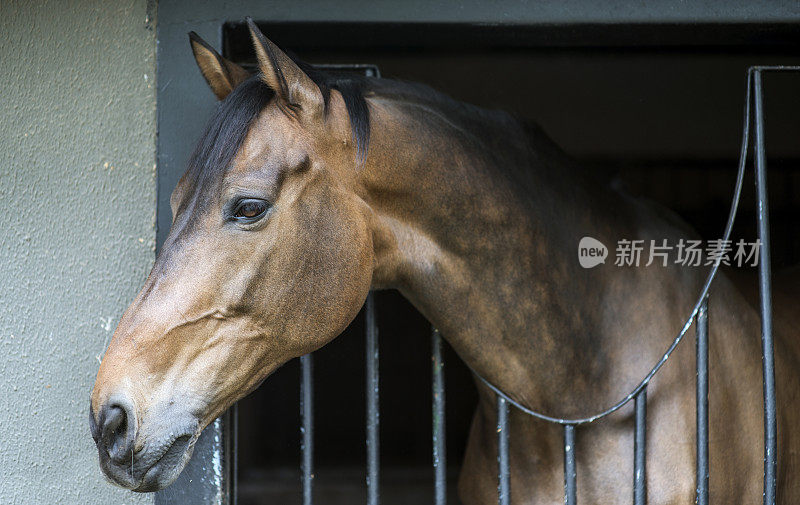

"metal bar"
[634, 389, 647, 505]
[300, 354, 314, 505]
[753, 69, 778, 505]
[432, 328, 447, 505]
[365, 292, 380, 505]
[497, 396, 510, 505]
[695, 297, 709, 505]
[227, 405, 238, 505]
[564, 425, 577, 505]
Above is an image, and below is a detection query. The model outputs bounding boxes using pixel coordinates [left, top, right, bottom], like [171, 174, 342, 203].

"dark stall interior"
[224, 22, 800, 505]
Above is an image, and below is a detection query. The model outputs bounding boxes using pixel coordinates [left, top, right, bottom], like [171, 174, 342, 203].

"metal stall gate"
[295, 66, 797, 505]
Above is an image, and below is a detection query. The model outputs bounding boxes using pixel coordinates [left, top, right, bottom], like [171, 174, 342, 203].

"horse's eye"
[231, 198, 270, 221]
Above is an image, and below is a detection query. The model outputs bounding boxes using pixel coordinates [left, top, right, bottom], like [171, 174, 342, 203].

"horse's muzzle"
[90, 396, 199, 492]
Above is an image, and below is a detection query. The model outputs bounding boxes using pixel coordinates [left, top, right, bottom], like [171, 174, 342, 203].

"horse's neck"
[363, 90, 699, 417]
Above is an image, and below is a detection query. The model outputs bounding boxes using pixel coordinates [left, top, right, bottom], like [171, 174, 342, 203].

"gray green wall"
[0, 1, 156, 503]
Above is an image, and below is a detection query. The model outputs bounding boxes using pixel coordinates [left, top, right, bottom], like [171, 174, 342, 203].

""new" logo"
[578, 236, 608, 268]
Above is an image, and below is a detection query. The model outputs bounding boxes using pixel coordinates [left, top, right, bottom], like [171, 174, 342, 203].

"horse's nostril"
[99, 402, 135, 462]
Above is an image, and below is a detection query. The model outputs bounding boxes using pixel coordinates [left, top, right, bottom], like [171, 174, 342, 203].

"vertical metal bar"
[366, 292, 380, 505]
[695, 297, 709, 505]
[497, 396, 510, 505]
[634, 389, 647, 505]
[226, 405, 239, 505]
[564, 425, 577, 505]
[300, 354, 314, 505]
[753, 69, 778, 505]
[432, 328, 447, 505]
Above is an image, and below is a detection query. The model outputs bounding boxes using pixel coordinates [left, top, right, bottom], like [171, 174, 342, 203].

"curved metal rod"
[473, 69, 753, 425]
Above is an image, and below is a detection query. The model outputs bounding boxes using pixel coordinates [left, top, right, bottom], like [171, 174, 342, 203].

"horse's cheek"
[316, 200, 373, 337]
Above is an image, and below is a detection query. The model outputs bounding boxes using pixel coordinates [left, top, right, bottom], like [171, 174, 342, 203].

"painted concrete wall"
[0, 1, 156, 503]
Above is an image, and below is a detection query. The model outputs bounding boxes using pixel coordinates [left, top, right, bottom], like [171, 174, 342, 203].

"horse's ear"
[189, 31, 251, 101]
[246, 17, 323, 118]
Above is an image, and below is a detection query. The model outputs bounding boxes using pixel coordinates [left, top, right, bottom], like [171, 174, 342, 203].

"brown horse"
[91, 20, 800, 503]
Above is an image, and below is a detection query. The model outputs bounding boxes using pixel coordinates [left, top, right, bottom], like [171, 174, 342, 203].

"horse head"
[90, 19, 375, 491]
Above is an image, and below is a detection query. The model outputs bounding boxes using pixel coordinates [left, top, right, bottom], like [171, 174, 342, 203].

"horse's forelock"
[188, 63, 372, 191]
[187, 76, 275, 186]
